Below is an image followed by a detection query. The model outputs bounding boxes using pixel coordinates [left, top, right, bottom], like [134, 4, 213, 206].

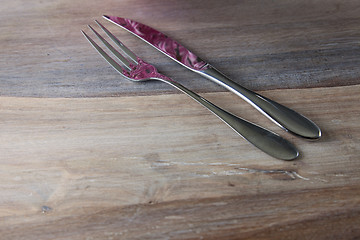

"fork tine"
[81, 30, 128, 76]
[95, 20, 138, 64]
[87, 25, 132, 71]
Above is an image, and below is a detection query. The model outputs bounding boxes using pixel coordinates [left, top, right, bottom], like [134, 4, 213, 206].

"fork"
[81, 20, 299, 160]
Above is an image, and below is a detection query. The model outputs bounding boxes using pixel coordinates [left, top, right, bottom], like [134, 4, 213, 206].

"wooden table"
[1, 0, 359, 239]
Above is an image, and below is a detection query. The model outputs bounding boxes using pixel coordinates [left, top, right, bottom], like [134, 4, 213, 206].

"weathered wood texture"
[1, 0, 359, 97]
[1, 86, 360, 239]
[1, 0, 360, 239]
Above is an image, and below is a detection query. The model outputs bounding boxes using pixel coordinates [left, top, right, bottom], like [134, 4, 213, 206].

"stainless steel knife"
[103, 15, 321, 140]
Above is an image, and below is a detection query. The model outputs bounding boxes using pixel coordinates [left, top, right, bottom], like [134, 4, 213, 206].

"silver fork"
[81, 20, 299, 160]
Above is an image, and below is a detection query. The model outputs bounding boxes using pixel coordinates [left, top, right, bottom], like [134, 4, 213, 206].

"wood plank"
[2, 186, 360, 239]
[1, 0, 360, 238]
[1, 0, 359, 97]
[1, 85, 359, 239]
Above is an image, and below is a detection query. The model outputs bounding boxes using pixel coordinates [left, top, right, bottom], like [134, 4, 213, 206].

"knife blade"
[103, 15, 321, 140]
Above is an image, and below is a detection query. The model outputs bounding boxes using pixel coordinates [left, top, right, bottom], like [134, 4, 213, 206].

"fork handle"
[159, 78, 299, 160]
[199, 66, 321, 140]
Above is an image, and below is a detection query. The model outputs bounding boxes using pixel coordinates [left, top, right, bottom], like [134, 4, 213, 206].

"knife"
[103, 15, 321, 140]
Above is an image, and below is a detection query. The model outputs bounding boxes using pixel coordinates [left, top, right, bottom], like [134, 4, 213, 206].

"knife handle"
[199, 66, 321, 140]
[159, 78, 299, 160]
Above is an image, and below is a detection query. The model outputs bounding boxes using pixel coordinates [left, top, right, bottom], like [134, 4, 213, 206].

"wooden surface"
[1, 0, 360, 239]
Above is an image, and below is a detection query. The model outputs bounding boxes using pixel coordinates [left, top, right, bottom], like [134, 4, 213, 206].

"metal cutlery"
[103, 15, 321, 140]
[81, 20, 299, 160]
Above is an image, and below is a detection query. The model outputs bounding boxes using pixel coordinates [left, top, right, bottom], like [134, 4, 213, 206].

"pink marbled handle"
[123, 58, 172, 81]
[106, 16, 208, 71]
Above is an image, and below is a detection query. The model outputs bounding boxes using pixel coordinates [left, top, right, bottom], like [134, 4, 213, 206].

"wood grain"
[1, 0, 360, 239]
[1, 85, 360, 239]
[0, 0, 359, 97]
